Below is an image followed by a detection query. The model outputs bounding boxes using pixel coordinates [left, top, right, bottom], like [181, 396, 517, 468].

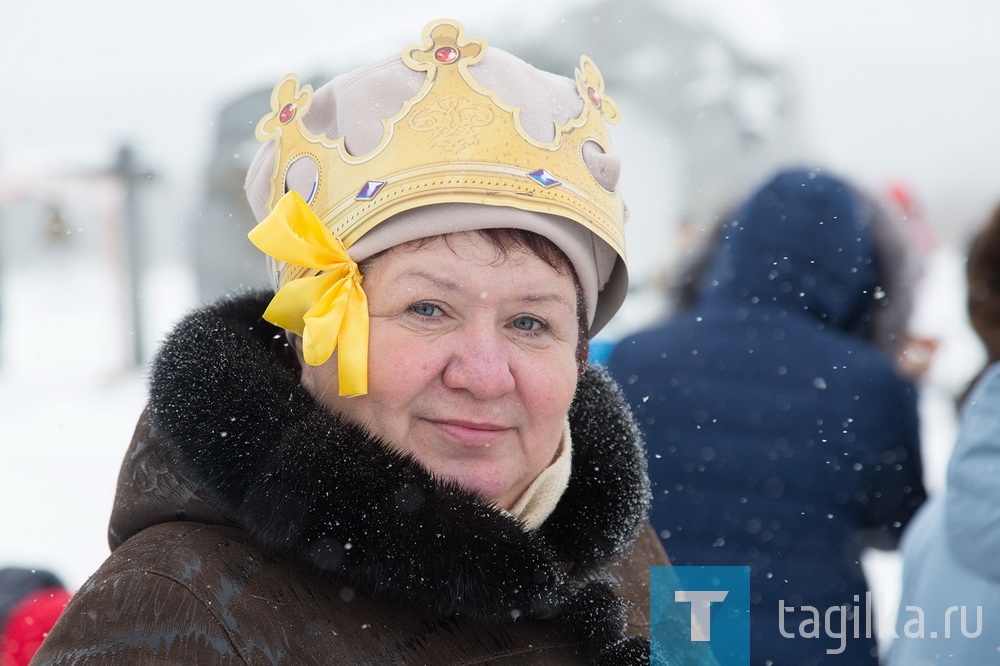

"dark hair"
[967, 203, 1000, 361]
[365, 229, 590, 373]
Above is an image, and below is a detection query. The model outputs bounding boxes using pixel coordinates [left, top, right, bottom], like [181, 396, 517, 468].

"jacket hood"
[109, 290, 652, 660]
[700, 168, 888, 339]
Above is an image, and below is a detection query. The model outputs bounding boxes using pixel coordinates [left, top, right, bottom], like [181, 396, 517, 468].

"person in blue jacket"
[607, 167, 927, 664]
[887, 203, 1000, 664]
[887, 362, 1000, 664]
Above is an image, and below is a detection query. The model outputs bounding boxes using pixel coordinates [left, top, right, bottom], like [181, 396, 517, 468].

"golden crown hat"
[254, 18, 627, 297]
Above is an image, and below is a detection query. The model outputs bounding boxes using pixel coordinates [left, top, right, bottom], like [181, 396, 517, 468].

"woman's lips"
[429, 420, 510, 447]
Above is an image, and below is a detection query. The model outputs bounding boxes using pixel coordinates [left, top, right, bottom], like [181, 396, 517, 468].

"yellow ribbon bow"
[248, 190, 369, 396]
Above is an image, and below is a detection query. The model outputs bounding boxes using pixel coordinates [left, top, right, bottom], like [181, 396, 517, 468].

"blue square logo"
[650, 566, 750, 665]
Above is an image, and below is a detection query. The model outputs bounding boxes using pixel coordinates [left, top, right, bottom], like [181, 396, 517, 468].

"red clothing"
[0, 587, 71, 666]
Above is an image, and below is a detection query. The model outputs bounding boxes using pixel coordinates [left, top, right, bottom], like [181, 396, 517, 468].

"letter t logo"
[675, 590, 729, 641]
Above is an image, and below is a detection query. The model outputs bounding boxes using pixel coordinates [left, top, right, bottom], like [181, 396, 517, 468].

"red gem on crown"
[434, 46, 459, 64]
[279, 103, 297, 124]
[587, 86, 602, 109]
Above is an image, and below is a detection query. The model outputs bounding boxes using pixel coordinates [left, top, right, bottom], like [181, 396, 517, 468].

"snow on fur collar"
[145, 291, 651, 662]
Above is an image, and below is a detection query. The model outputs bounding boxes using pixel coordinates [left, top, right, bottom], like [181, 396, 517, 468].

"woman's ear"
[288, 332, 341, 400]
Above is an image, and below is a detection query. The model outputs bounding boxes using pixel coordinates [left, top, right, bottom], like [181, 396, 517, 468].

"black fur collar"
[147, 291, 650, 660]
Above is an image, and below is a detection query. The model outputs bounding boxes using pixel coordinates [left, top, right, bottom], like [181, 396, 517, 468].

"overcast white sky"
[3, 0, 1000, 241]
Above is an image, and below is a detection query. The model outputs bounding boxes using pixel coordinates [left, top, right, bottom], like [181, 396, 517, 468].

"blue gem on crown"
[528, 169, 560, 188]
[356, 180, 386, 200]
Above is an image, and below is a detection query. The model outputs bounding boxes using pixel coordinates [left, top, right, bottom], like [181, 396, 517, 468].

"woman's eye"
[511, 316, 544, 332]
[411, 302, 442, 317]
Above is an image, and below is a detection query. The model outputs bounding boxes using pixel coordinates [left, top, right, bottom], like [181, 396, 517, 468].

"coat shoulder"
[37, 523, 609, 665]
[34, 523, 247, 664]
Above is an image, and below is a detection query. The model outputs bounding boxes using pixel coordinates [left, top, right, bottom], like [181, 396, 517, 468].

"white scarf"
[507, 418, 573, 530]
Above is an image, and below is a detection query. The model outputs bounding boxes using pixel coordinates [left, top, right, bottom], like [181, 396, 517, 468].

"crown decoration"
[255, 18, 625, 292]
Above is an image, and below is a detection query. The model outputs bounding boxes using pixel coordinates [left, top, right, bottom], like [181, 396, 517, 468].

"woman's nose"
[441, 325, 516, 399]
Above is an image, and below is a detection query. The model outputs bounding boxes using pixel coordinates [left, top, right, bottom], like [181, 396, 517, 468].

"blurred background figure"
[887, 361, 1000, 664]
[607, 167, 928, 664]
[882, 183, 942, 386]
[0, 567, 71, 666]
[886, 201, 1000, 664]
[189, 88, 272, 305]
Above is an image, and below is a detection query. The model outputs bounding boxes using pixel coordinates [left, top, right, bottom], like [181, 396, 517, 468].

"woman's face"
[300, 232, 580, 510]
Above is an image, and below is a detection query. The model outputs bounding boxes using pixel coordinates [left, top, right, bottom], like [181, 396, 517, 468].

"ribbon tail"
[336, 286, 370, 397]
[301, 281, 349, 368]
[300, 271, 369, 389]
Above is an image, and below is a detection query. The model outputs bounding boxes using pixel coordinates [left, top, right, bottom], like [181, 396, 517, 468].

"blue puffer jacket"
[607, 168, 927, 665]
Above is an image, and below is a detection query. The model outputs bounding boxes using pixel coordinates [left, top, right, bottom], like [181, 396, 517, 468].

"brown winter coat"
[34, 292, 668, 665]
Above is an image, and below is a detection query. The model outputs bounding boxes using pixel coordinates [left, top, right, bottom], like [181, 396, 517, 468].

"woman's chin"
[437, 467, 520, 510]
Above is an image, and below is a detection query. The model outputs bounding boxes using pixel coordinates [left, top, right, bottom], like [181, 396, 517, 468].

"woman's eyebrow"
[391, 269, 464, 292]
[392, 269, 572, 307]
[521, 293, 573, 308]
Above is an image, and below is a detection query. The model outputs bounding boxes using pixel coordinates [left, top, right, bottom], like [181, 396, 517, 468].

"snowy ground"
[0, 245, 983, 656]
[0, 255, 197, 587]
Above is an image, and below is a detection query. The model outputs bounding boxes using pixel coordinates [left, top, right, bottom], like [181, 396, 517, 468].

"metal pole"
[113, 144, 148, 367]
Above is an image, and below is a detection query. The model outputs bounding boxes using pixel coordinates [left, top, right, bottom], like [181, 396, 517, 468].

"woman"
[35, 19, 667, 665]
[607, 168, 927, 664]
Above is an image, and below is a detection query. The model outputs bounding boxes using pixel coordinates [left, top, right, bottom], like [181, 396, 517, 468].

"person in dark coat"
[607, 168, 928, 664]
[35, 18, 671, 665]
